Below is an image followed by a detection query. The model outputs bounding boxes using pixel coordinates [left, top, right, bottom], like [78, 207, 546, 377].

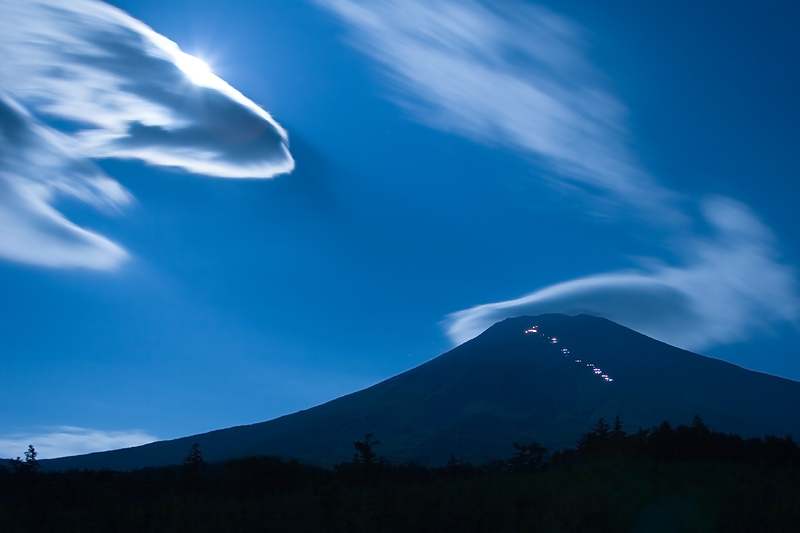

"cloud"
[0, 91, 130, 269]
[322, 0, 799, 351]
[445, 197, 799, 351]
[0, 426, 157, 460]
[0, 0, 293, 269]
[318, 0, 681, 221]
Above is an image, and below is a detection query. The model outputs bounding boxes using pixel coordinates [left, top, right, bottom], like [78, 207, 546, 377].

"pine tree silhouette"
[353, 433, 380, 467]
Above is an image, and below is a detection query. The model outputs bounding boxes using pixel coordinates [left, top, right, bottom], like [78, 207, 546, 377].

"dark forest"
[2, 416, 799, 531]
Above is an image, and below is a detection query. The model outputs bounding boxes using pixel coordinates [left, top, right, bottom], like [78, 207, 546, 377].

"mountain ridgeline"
[41, 314, 800, 470]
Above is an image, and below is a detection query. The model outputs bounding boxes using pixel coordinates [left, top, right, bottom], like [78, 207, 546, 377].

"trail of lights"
[524, 325, 615, 382]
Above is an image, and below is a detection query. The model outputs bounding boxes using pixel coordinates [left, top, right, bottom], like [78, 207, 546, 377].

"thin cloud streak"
[445, 198, 799, 351]
[0, 426, 157, 460]
[0, 0, 293, 269]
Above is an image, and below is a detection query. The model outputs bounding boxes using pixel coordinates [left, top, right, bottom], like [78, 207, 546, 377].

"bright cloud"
[0, 426, 157, 460]
[321, 0, 799, 351]
[318, 0, 681, 221]
[0, 92, 130, 268]
[445, 197, 799, 351]
[0, 0, 293, 269]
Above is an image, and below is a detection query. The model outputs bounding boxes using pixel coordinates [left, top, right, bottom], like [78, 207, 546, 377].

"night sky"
[1, 0, 798, 458]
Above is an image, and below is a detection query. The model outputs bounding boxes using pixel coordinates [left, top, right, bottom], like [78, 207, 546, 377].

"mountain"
[41, 313, 800, 470]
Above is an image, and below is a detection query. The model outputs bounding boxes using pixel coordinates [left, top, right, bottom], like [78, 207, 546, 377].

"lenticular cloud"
[444, 198, 799, 352]
[0, 0, 293, 269]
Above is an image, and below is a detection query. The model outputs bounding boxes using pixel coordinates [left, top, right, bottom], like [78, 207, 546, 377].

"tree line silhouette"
[2, 416, 800, 531]
[559, 415, 800, 467]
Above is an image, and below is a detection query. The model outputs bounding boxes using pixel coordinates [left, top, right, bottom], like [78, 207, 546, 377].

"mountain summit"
[43, 314, 800, 470]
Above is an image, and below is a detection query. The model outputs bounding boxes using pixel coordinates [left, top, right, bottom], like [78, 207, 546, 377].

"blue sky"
[1, 0, 798, 458]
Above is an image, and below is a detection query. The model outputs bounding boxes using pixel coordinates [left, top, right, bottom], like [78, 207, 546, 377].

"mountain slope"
[42, 314, 800, 470]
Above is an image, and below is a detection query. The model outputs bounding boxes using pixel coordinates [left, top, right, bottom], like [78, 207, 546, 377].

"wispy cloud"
[320, 0, 799, 351]
[0, 426, 157, 460]
[0, 0, 293, 269]
[445, 198, 799, 351]
[0, 92, 130, 268]
[318, 0, 681, 221]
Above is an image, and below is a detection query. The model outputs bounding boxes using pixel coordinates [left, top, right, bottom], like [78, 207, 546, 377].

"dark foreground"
[2, 418, 799, 532]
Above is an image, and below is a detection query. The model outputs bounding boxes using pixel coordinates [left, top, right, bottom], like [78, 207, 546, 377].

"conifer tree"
[10, 444, 39, 474]
[508, 441, 548, 472]
[184, 442, 204, 466]
[353, 433, 380, 467]
[24, 444, 38, 471]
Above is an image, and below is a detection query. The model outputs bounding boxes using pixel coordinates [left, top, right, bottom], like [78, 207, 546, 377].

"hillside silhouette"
[40, 314, 800, 470]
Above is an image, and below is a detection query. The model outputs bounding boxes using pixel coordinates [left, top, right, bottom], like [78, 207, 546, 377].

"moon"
[176, 52, 215, 87]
